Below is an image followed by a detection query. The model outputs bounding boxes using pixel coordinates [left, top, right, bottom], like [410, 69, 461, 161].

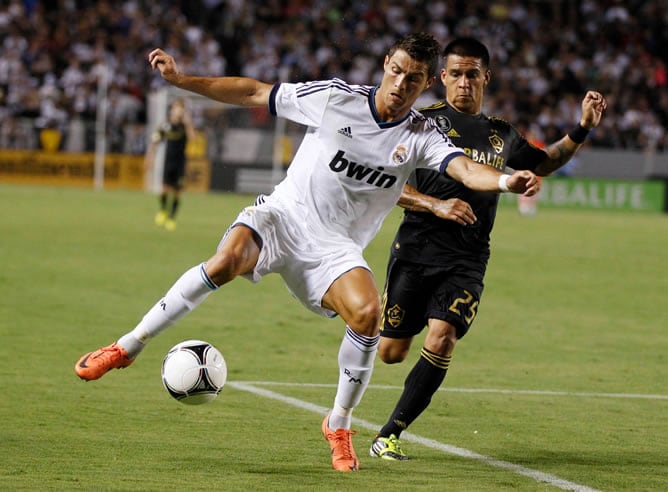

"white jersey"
[268, 78, 465, 249]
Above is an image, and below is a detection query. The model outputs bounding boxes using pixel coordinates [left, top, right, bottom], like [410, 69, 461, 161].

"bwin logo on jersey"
[328, 150, 397, 188]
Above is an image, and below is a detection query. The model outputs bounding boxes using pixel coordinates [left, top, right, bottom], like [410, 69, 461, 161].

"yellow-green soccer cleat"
[369, 434, 410, 461]
[155, 210, 168, 226]
[165, 218, 177, 231]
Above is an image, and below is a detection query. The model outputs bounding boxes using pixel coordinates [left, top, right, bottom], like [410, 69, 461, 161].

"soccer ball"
[161, 340, 227, 405]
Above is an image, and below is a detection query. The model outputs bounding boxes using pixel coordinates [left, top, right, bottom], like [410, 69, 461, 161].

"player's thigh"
[426, 275, 482, 339]
[163, 161, 185, 188]
[322, 267, 381, 335]
[206, 224, 261, 284]
[380, 257, 432, 338]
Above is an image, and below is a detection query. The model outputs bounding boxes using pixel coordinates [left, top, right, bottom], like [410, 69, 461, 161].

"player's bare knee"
[378, 344, 408, 364]
[347, 298, 381, 337]
[425, 324, 458, 355]
[205, 250, 241, 286]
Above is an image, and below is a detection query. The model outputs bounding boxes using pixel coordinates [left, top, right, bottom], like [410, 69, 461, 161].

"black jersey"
[391, 101, 547, 276]
[155, 122, 187, 166]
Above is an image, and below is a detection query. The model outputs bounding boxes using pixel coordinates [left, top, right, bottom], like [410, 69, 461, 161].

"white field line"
[228, 381, 603, 492]
[235, 381, 668, 400]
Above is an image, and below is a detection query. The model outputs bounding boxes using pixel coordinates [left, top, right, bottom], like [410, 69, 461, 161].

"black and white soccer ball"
[161, 340, 227, 405]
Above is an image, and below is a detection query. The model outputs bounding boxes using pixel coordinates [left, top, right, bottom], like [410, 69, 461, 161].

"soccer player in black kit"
[146, 98, 196, 231]
[370, 37, 608, 460]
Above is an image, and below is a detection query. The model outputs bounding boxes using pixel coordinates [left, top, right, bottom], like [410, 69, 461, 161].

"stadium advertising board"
[0, 149, 210, 192]
[0, 150, 144, 189]
[500, 177, 666, 212]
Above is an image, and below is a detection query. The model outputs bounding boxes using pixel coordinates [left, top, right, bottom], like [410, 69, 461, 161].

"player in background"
[369, 37, 607, 461]
[74, 33, 540, 472]
[145, 98, 196, 231]
[516, 129, 544, 216]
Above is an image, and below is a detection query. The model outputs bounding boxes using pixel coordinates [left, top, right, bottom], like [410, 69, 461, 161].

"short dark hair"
[442, 37, 490, 69]
[387, 32, 441, 78]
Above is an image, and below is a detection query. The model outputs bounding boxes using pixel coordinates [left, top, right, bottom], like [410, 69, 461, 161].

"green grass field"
[1, 185, 666, 491]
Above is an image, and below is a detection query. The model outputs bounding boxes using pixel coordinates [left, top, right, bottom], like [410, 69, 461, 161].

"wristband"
[498, 174, 510, 192]
[568, 123, 590, 144]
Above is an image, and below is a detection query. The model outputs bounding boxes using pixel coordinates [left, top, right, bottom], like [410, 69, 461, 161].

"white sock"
[328, 326, 379, 430]
[117, 263, 218, 357]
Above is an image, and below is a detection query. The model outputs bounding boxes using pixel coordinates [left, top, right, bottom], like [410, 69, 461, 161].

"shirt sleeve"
[505, 126, 548, 171]
[419, 117, 466, 173]
[269, 80, 333, 128]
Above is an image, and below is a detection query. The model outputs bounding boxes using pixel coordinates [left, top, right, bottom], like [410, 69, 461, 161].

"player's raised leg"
[320, 268, 381, 471]
[74, 262, 218, 380]
[75, 225, 261, 381]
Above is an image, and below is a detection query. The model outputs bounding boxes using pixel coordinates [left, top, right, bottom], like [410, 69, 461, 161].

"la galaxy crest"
[489, 131, 504, 153]
[386, 304, 405, 328]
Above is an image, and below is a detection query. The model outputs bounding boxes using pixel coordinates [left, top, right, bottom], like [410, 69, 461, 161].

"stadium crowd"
[0, 0, 666, 153]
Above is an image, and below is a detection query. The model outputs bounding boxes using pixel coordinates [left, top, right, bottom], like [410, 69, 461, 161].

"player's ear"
[425, 74, 436, 90]
[484, 70, 491, 87]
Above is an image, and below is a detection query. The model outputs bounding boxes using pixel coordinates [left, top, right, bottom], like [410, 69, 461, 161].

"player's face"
[170, 103, 185, 122]
[376, 49, 434, 121]
[441, 54, 490, 114]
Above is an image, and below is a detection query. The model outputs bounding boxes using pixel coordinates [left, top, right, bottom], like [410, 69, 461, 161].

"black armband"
[567, 123, 590, 144]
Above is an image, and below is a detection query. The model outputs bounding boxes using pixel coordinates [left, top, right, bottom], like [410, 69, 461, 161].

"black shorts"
[163, 160, 186, 189]
[380, 256, 483, 340]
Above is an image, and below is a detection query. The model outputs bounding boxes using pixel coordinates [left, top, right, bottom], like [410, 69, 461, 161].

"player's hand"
[148, 48, 181, 85]
[580, 91, 607, 130]
[507, 170, 541, 197]
[431, 198, 477, 225]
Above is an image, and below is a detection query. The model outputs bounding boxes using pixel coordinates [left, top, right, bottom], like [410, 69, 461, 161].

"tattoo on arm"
[537, 136, 582, 175]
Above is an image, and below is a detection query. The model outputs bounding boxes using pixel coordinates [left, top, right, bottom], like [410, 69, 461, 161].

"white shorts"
[218, 195, 370, 318]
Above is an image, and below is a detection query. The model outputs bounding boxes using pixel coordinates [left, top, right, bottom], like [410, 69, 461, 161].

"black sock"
[379, 347, 451, 438]
[170, 197, 179, 218]
[159, 193, 167, 210]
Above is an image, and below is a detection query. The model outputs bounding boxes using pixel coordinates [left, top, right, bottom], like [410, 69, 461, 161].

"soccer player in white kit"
[75, 33, 540, 472]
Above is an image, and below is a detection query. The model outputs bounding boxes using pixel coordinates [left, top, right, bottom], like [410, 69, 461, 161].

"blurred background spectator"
[0, 0, 666, 154]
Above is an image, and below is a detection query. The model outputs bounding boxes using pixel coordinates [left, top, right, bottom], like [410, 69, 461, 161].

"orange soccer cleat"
[75, 342, 134, 381]
[322, 414, 359, 472]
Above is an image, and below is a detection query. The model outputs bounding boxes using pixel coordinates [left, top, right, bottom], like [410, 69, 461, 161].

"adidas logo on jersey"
[338, 126, 353, 138]
[328, 150, 397, 189]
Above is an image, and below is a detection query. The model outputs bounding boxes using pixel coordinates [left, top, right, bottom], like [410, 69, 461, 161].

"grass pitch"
[0, 185, 666, 491]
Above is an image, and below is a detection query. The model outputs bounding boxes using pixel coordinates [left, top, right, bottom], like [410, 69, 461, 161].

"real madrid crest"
[392, 145, 408, 164]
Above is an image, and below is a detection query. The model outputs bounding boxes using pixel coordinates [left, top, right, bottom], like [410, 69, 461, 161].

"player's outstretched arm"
[446, 155, 541, 196]
[534, 90, 607, 176]
[148, 48, 273, 107]
[397, 184, 477, 225]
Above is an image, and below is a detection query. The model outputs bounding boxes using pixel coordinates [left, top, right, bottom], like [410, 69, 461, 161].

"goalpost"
[93, 65, 109, 190]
